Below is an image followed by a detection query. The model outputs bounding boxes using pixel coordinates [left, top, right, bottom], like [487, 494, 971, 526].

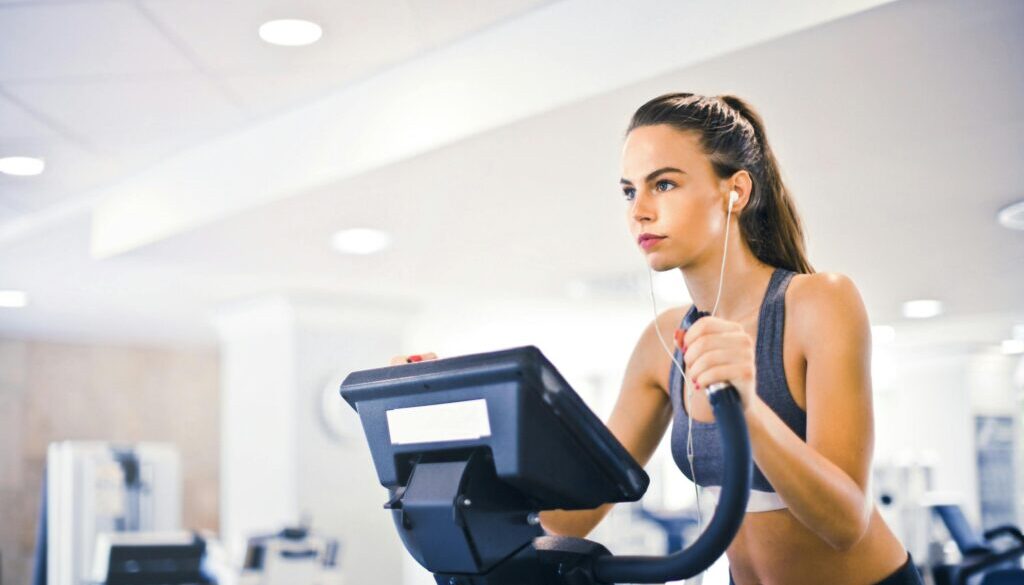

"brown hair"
[626, 93, 814, 274]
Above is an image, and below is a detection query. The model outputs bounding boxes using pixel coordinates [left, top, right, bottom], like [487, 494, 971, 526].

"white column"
[214, 296, 299, 560]
[213, 294, 412, 584]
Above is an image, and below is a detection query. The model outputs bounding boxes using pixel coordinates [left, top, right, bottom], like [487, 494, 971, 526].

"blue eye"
[623, 180, 674, 201]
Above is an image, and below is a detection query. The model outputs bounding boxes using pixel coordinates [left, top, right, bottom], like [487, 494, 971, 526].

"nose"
[630, 187, 655, 225]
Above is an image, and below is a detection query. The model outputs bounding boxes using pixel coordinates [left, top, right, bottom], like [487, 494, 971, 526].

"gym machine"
[340, 345, 752, 584]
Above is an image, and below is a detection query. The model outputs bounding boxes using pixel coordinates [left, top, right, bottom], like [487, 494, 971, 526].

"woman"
[394, 93, 921, 585]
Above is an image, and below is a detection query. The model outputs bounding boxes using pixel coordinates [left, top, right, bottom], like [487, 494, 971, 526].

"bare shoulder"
[627, 304, 692, 395]
[787, 271, 870, 354]
[650, 304, 692, 343]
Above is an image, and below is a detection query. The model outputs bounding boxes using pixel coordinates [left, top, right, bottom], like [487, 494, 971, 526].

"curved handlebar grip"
[591, 384, 752, 583]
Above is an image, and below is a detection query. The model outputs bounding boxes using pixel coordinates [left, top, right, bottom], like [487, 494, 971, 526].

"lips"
[637, 234, 666, 244]
[638, 234, 666, 250]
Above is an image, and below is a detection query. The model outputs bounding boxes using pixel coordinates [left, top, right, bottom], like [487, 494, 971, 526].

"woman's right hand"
[388, 352, 438, 366]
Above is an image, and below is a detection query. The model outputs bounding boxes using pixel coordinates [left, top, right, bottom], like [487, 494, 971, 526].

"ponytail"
[627, 93, 814, 274]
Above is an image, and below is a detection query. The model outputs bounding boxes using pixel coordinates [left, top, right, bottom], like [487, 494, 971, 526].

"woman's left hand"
[677, 316, 757, 412]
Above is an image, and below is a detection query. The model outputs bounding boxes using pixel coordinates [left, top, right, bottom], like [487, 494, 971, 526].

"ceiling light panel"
[331, 228, 392, 255]
[0, 290, 28, 308]
[1002, 339, 1024, 355]
[997, 200, 1024, 230]
[0, 157, 44, 176]
[259, 19, 323, 46]
[902, 299, 943, 319]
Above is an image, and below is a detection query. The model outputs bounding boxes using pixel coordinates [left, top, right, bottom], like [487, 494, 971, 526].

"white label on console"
[386, 399, 492, 445]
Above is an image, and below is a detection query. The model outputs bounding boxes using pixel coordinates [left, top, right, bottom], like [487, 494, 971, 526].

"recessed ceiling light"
[0, 290, 28, 308]
[331, 228, 391, 255]
[902, 299, 943, 319]
[1002, 339, 1024, 355]
[997, 200, 1024, 230]
[0, 156, 45, 176]
[259, 19, 323, 46]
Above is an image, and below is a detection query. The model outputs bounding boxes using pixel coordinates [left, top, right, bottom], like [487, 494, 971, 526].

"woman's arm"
[743, 272, 875, 551]
[540, 312, 677, 537]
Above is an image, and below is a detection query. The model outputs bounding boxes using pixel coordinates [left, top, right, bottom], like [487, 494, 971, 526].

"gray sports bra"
[669, 267, 806, 512]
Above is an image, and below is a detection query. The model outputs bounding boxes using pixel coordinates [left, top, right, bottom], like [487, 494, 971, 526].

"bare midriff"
[725, 507, 909, 585]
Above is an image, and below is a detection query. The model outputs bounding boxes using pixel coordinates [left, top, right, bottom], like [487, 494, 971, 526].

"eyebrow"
[619, 167, 686, 185]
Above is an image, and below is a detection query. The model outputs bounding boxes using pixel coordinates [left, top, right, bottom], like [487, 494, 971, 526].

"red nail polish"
[408, 355, 423, 363]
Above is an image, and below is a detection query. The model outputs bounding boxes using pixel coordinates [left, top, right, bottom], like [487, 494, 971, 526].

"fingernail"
[674, 330, 682, 345]
[408, 355, 423, 363]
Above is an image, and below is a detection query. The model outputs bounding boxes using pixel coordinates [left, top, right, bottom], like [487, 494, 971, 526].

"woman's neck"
[681, 243, 775, 324]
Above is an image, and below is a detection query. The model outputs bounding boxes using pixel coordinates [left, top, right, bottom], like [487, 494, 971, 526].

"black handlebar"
[592, 384, 752, 583]
[984, 525, 1024, 546]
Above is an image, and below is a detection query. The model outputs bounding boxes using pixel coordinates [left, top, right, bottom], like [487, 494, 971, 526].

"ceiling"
[0, 0, 556, 219]
[0, 0, 1022, 346]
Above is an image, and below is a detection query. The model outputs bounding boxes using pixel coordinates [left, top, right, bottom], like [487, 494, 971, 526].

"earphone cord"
[645, 195, 735, 550]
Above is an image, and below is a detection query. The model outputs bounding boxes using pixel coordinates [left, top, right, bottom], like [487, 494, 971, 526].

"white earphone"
[642, 185, 742, 551]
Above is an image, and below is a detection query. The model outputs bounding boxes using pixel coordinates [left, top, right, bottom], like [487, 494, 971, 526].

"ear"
[722, 170, 753, 211]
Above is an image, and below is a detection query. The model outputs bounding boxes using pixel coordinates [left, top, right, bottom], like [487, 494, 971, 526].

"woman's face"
[620, 124, 729, 271]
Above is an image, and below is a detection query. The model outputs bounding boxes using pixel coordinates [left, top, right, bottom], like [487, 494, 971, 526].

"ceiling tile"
[404, 0, 555, 48]
[140, 0, 434, 118]
[0, 91, 57, 138]
[0, 0, 114, 4]
[0, 0, 195, 81]
[212, 0, 557, 117]
[219, 68, 359, 118]
[139, 0, 423, 74]
[0, 198, 25, 223]
[0, 135, 116, 213]
[4, 74, 250, 157]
